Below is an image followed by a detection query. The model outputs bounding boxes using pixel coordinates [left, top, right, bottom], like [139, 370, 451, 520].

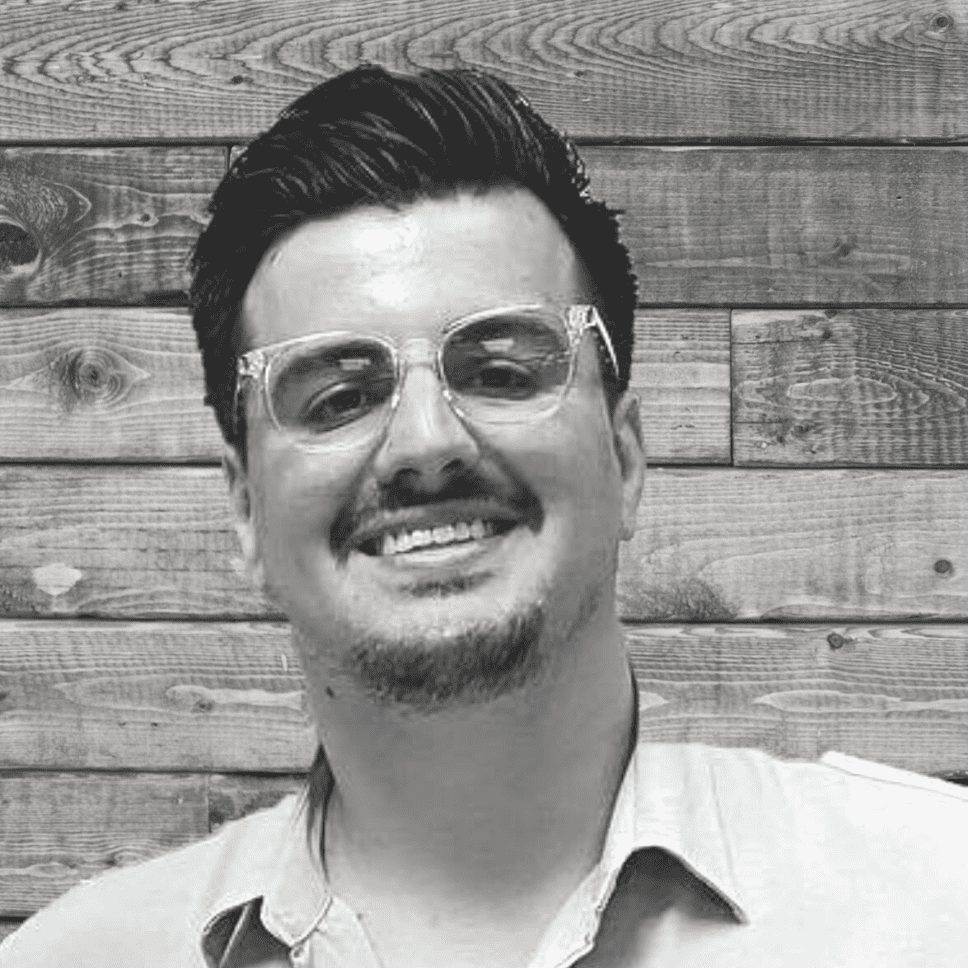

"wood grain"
[0, 620, 313, 771]
[0, 772, 209, 917]
[0, 307, 222, 461]
[1, 1, 966, 141]
[635, 311, 730, 464]
[0, 464, 265, 619]
[3, 147, 967, 306]
[585, 146, 968, 305]
[619, 467, 968, 621]
[7, 465, 968, 621]
[207, 773, 305, 830]
[0, 771, 305, 919]
[0, 309, 729, 464]
[733, 309, 968, 466]
[4, 619, 968, 774]
[0, 919, 23, 942]
[628, 624, 968, 774]
[0, 148, 221, 305]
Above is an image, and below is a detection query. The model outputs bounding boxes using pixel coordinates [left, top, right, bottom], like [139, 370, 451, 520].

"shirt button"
[291, 942, 306, 963]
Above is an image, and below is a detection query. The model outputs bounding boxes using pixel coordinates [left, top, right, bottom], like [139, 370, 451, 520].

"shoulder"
[0, 793, 299, 968]
[706, 743, 968, 819]
[704, 745, 968, 872]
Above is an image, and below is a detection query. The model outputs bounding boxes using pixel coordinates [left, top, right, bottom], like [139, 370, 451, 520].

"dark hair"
[190, 65, 637, 452]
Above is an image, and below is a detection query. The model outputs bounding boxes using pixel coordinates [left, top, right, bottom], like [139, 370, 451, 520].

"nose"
[370, 355, 481, 494]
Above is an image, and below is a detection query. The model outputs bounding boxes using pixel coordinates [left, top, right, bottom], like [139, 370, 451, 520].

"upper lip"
[343, 498, 538, 555]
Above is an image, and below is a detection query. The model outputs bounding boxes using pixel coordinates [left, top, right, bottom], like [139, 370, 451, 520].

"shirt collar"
[204, 740, 750, 965]
[202, 756, 334, 967]
[624, 742, 750, 923]
[259, 758, 333, 945]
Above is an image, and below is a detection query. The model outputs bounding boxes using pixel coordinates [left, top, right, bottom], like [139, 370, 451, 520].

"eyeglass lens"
[266, 310, 574, 442]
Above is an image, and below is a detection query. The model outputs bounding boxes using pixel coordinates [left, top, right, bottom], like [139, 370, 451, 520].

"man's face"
[228, 187, 644, 710]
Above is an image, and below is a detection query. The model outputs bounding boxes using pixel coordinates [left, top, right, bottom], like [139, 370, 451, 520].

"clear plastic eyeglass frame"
[233, 304, 620, 451]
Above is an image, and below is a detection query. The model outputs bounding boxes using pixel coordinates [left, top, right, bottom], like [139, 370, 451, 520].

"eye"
[463, 359, 540, 399]
[301, 377, 393, 431]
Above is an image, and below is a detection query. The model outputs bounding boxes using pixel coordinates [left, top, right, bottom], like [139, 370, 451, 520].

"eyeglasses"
[234, 304, 618, 451]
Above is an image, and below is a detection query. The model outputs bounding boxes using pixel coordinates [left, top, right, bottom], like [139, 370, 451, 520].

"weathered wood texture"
[1, 1, 966, 142]
[0, 465, 263, 619]
[3, 465, 968, 621]
[4, 147, 968, 307]
[0, 148, 221, 304]
[0, 772, 210, 917]
[620, 468, 968, 621]
[0, 308, 729, 464]
[627, 624, 968, 773]
[207, 773, 306, 830]
[584, 146, 968, 305]
[0, 772, 304, 919]
[733, 309, 968, 466]
[0, 308, 221, 461]
[0, 621, 313, 771]
[0, 771, 304, 919]
[3, 620, 968, 775]
[636, 311, 730, 463]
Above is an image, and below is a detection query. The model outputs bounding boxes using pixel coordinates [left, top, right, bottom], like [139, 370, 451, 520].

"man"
[4, 65, 968, 967]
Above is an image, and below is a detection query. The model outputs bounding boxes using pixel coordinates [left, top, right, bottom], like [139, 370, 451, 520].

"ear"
[222, 442, 267, 593]
[611, 392, 646, 541]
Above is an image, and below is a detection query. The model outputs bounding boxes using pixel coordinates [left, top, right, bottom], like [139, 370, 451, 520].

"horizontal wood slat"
[0, 621, 313, 771]
[1, 1, 966, 142]
[0, 148, 221, 305]
[4, 148, 968, 306]
[0, 308, 728, 464]
[5, 611, 968, 916]
[0, 308, 221, 461]
[0, 465, 263, 619]
[637, 310, 730, 463]
[733, 309, 968, 466]
[207, 773, 306, 830]
[585, 146, 968, 305]
[3, 620, 968, 774]
[0, 772, 210, 917]
[0, 772, 303, 920]
[627, 624, 968, 774]
[5, 465, 968, 621]
[620, 467, 968, 621]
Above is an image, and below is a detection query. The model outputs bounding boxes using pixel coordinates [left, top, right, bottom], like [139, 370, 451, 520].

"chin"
[342, 600, 548, 712]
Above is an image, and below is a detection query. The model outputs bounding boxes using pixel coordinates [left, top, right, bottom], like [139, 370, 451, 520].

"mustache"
[331, 464, 540, 552]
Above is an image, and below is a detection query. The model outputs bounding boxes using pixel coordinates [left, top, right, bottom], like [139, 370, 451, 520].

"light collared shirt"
[4, 743, 968, 967]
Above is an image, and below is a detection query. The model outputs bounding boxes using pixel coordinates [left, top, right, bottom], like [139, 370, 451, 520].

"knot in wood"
[0, 219, 39, 273]
[932, 13, 953, 31]
[57, 346, 129, 408]
[934, 558, 953, 575]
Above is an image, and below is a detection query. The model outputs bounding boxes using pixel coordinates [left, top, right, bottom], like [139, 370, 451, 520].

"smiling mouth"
[358, 518, 519, 557]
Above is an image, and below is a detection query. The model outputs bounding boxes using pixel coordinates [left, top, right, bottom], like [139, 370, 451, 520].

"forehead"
[239, 188, 588, 349]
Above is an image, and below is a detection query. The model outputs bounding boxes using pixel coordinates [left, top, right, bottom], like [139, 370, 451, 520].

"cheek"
[504, 405, 623, 530]
[250, 447, 350, 562]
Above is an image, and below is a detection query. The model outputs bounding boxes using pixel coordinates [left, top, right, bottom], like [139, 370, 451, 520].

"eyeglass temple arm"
[232, 351, 267, 437]
[572, 306, 620, 380]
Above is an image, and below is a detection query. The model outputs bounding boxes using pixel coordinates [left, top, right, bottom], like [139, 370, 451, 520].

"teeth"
[375, 518, 496, 555]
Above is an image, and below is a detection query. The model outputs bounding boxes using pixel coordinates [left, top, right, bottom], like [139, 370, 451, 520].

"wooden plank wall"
[2, 0, 968, 928]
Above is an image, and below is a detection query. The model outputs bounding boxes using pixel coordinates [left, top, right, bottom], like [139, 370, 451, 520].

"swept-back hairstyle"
[190, 65, 637, 452]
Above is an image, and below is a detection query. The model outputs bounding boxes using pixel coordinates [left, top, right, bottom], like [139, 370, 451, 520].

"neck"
[302, 608, 635, 906]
